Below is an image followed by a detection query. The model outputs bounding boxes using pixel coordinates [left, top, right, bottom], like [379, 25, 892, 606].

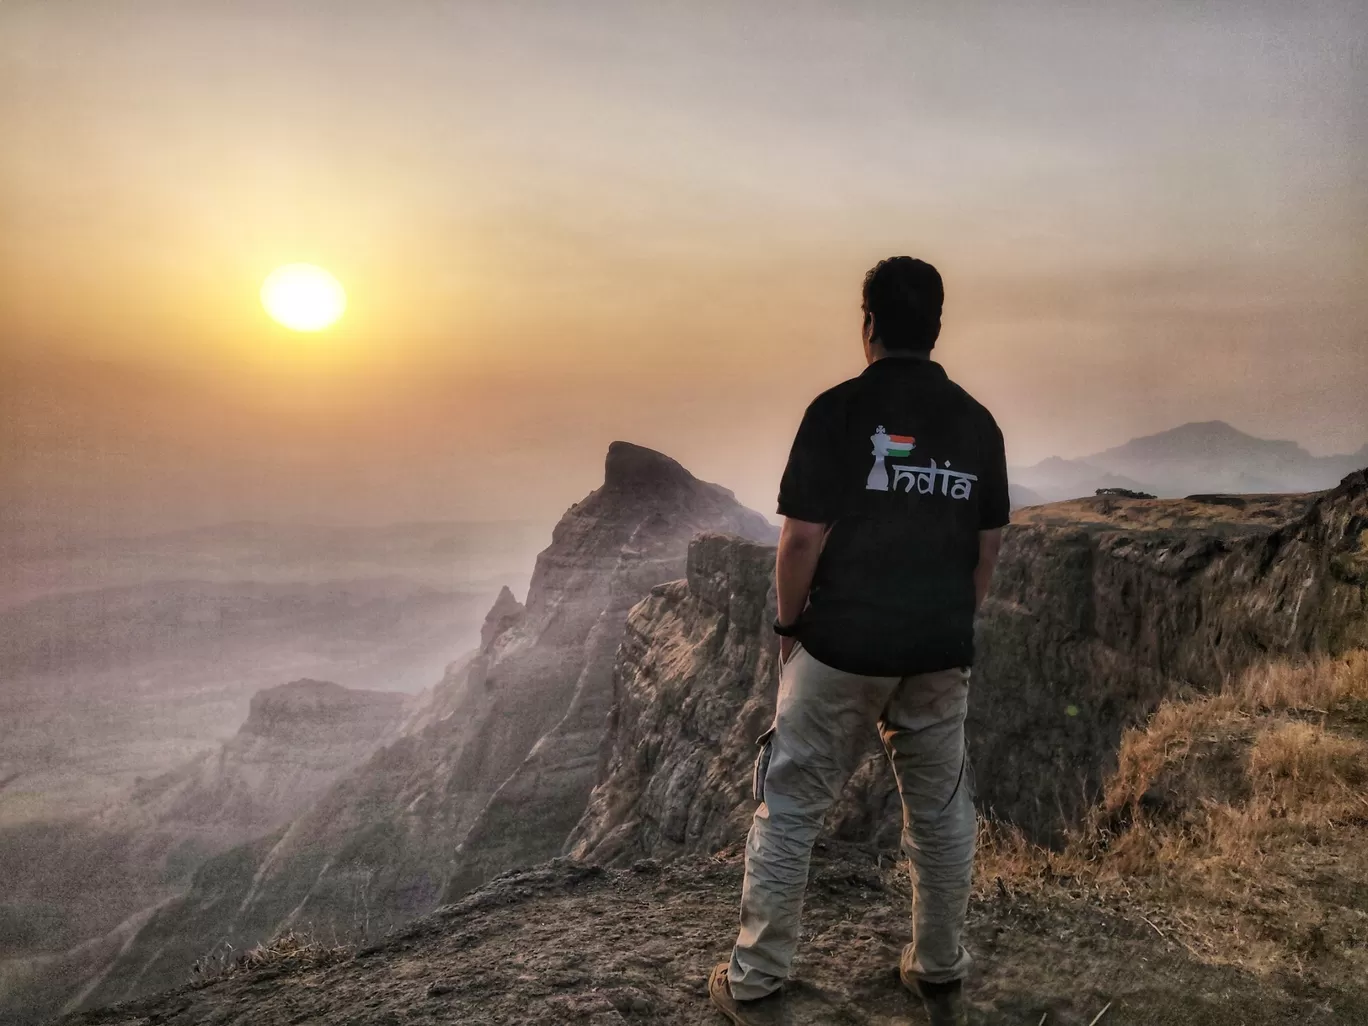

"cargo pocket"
[752, 726, 776, 803]
[940, 749, 974, 812]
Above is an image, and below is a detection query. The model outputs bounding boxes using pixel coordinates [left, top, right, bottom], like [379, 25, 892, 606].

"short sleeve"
[978, 412, 1011, 530]
[776, 397, 841, 524]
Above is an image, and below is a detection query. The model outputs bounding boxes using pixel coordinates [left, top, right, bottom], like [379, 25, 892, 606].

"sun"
[260, 263, 347, 331]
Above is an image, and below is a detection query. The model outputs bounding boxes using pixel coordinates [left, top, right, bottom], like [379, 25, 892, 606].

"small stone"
[426, 981, 453, 996]
[630, 996, 651, 1014]
[631, 858, 661, 874]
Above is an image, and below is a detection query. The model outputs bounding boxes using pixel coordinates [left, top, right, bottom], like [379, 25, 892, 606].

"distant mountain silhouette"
[1008, 482, 1047, 509]
[1010, 457, 1153, 504]
[1013, 421, 1366, 501]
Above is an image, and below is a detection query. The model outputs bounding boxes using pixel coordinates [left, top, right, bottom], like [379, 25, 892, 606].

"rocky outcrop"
[572, 471, 1368, 862]
[439, 443, 776, 897]
[977, 471, 1367, 839]
[67, 443, 775, 1013]
[568, 535, 782, 863]
[109, 679, 408, 842]
[478, 586, 524, 648]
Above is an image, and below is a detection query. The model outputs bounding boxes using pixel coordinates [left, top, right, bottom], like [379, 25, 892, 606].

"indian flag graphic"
[886, 434, 916, 457]
[866, 426, 918, 491]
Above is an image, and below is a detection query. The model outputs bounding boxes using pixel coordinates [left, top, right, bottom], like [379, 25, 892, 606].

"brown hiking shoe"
[899, 963, 968, 1026]
[708, 962, 784, 1025]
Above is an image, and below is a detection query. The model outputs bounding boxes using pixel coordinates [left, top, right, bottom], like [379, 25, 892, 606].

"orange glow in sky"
[1, 2, 1365, 535]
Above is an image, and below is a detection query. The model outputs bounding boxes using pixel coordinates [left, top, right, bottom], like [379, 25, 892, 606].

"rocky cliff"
[568, 534, 787, 863]
[441, 442, 777, 899]
[573, 471, 1368, 862]
[980, 473, 1366, 839]
[62, 442, 775, 1014]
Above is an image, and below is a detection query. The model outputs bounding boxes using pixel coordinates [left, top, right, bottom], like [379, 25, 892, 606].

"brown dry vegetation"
[977, 650, 1368, 981]
[189, 929, 355, 984]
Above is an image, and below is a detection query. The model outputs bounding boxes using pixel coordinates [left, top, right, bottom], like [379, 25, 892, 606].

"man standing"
[709, 257, 1009, 1026]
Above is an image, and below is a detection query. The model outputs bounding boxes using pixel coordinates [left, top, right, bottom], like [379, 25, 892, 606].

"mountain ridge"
[1013, 419, 1366, 501]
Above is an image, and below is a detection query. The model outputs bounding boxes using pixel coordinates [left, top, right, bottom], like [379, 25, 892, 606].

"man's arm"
[776, 517, 826, 626]
[775, 517, 826, 659]
[974, 407, 1009, 612]
[973, 528, 1003, 611]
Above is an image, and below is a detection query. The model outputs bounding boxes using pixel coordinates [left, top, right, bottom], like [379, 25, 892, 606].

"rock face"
[568, 534, 785, 863]
[439, 443, 776, 897]
[68, 443, 775, 1013]
[572, 471, 1368, 861]
[109, 679, 408, 844]
[977, 471, 1367, 840]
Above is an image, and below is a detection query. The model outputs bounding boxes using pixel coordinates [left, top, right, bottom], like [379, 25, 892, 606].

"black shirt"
[777, 356, 1010, 676]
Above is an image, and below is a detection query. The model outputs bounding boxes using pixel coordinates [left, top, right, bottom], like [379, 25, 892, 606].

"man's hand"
[974, 528, 1003, 611]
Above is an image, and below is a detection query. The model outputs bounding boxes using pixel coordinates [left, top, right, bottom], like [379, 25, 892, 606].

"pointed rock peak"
[488, 585, 522, 616]
[481, 585, 522, 626]
[481, 585, 525, 647]
[602, 441, 698, 493]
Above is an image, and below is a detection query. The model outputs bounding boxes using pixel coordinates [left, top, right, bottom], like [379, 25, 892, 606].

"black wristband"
[772, 619, 799, 638]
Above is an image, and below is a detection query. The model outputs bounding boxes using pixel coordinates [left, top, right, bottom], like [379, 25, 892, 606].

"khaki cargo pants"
[728, 643, 976, 999]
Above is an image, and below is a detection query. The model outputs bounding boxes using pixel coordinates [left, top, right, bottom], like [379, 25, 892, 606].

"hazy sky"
[2, 1, 1365, 534]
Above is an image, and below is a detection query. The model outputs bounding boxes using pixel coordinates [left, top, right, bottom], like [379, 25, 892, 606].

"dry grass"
[190, 928, 354, 984]
[977, 650, 1368, 977]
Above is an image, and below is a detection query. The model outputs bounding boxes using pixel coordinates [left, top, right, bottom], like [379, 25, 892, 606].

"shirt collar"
[860, 355, 947, 380]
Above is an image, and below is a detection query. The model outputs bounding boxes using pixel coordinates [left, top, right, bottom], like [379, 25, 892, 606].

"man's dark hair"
[861, 256, 943, 351]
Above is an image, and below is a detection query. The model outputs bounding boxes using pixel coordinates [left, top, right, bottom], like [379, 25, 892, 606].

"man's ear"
[862, 311, 874, 343]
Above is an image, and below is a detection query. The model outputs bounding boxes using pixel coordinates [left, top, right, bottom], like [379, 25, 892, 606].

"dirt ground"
[56, 839, 1368, 1026]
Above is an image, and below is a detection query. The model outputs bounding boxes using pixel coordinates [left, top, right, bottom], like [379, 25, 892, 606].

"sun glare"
[260, 263, 347, 331]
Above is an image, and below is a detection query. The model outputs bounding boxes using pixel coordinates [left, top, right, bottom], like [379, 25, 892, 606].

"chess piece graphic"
[867, 425, 891, 491]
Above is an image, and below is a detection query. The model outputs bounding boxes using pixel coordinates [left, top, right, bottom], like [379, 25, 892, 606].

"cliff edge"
[573, 471, 1368, 862]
